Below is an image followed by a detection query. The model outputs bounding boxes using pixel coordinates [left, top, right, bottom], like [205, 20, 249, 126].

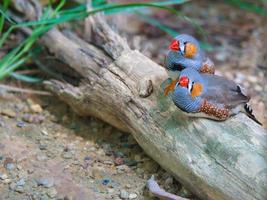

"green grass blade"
[0, 0, 12, 35]
[92, 0, 107, 7]
[225, 0, 267, 16]
[104, 0, 189, 14]
[10, 72, 42, 83]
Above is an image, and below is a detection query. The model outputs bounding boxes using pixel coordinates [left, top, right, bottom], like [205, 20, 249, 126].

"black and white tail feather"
[244, 104, 262, 125]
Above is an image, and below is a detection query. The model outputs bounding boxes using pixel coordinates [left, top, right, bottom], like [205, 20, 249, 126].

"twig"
[147, 175, 189, 200]
[14, 69, 42, 75]
[0, 84, 52, 96]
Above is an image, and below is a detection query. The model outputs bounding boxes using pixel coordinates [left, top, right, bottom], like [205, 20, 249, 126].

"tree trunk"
[12, 1, 267, 200]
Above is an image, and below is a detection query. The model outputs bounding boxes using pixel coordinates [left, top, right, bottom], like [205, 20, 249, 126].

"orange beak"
[179, 76, 189, 88]
[168, 39, 179, 51]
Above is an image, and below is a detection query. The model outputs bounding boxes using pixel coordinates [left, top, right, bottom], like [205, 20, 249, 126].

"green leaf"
[10, 72, 42, 83]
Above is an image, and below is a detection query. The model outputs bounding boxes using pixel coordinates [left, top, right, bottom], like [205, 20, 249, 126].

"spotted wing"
[200, 74, 249, 109]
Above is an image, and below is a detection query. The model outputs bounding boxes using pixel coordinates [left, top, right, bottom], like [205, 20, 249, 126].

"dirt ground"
[0, 93, 187, 200]
[0, 1, 267, 200]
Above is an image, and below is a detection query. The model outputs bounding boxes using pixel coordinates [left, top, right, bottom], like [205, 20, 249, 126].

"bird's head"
[168, 34, 199, 59]
[172, 68, 204, 113]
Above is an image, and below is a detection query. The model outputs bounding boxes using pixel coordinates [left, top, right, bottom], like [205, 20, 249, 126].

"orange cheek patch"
[164, 78, 179, 96]
[191, 83, 203, 97]
[185, 43, 197, 58]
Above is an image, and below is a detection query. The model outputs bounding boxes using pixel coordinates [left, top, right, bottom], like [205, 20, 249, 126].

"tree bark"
[12, 1, 267, 200]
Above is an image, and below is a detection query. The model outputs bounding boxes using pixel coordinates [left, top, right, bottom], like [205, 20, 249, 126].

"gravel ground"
[0, 93, 191, 200]
[0, 1, 266, 200]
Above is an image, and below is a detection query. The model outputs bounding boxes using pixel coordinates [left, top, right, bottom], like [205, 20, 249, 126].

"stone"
[234, 73, 245, 84]
[1, 108, 16, 118]
[47, 188, 57, 198]
[247, 76, 258, 83]
[30, 104, 43, 113]
[9, 182, 16, 190]
[16, 179, 25, 187]
[107, 188, 114, 194]
[114, 157, 124, 166]
[15, 186, 24, 193]
[91, 166, 106, 179]
[0, 173, 8, 180]
[17, 121, 25, 128]
[6, 163, 15, 170]
[36, 178, 54, 188]
[39, 144, 47, 150]
[255, 85, 263, 92]
[17, 165, 22, 170]
[129, 193, 138, 199]
[120, 190, 129, 199]
[62, 152, 72, 159]
[3, 178, 11, 184]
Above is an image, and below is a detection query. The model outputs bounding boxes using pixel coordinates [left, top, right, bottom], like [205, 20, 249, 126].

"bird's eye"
[190, 81, 195, 92]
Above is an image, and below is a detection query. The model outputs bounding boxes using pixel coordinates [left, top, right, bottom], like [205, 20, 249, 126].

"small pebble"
[0, 173, 8, 180]
[16, 179, 25, 187]
[91, 166, 106, 179]
[39, 144, 47, 150]
[22, 114, 44, 123]
[234, 73, 245, 84]
[15, 186, 24, 193]
[248, 76, 258, 83]
[47, 188, 57, 198]
[1, 108, 16, 118]
[9, 182, 16, 190]
[84, 156, 92, 161]
[41, 129, 49, 135]
[6, 163, 15, 170]
[129, 193, 138, 199]
[30, 104, 43, 113]
[107, 188, 114, 194]
[62, 152, 72, 159]
[36, 154, 48, 161]
[2, 178, 11, 184]
[36, 178, 54, 188]
[16, 121, 25, 128]
[102, 179, 110, 186]
[16, 164, 22, 170]
[120, 190, 129, 199]
[27, 168, 34, 174]
[114, 157, 124, 166]
[116, 165, 130, 173]
[254, 85, 263, 92]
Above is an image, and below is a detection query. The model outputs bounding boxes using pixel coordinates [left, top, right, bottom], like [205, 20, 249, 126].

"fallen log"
[12, 1, 267, 200]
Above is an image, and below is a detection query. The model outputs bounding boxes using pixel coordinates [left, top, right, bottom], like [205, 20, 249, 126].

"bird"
[164, 34, 215, 96]
[165, 34, 215, 73]
[171, 68, 262, 125]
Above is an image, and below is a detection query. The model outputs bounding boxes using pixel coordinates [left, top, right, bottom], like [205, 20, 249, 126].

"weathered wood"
[12, 2, 267, 200]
